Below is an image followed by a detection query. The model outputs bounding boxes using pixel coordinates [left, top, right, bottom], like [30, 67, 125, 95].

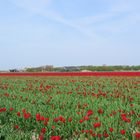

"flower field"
[1, 72, 140, 77]
[0, 73, 140, 139]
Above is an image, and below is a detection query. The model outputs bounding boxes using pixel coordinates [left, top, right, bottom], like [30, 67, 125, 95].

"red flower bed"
[1, 76, 140, 139]
[0, 71, 140, 76]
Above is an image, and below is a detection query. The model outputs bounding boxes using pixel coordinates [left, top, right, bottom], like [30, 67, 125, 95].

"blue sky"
[0, 0, 140, 70]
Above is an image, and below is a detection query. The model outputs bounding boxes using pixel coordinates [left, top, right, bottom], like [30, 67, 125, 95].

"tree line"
[25, 65, 140, 72]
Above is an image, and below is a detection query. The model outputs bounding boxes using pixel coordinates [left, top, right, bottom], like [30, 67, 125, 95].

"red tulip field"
[0, 72, 140, 139]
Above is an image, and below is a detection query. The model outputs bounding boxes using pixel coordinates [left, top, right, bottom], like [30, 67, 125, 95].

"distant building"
[9, 69, 19, 72]
[40, 65, 53, 71]
[64, 66, 80, 71]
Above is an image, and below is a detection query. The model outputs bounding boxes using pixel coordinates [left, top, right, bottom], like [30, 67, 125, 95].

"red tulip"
[120, 130, 126, 135]
[135, 132, 140, 139]
[50, 136, 61, 140]
[41, 128, 46, 134]
[93, 122, 101, 128]
[109, 128, 113, 132]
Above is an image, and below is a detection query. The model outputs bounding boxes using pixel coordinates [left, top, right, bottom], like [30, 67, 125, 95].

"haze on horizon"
[0, 0, 140, 70]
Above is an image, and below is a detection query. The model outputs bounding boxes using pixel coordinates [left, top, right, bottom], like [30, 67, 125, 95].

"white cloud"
[11, 0, 51, 11]
[9, 0, 140, 41]
[9, 0, 64, 20]
[9, 0, 104, 39]
[71, 0, 140, 26]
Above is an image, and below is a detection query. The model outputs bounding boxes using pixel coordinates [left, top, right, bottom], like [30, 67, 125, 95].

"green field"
[0, 76, 140, 140]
